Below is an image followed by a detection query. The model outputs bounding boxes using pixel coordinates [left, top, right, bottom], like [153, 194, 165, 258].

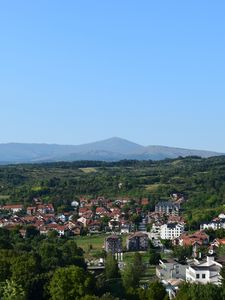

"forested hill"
[1, 155, 225, 227]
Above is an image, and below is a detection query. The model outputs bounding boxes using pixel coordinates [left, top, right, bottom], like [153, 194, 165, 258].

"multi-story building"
[186, 256, 222, 285]
[126, 232, 148, 251]
[155, 202, 180, 216]
[105, 235, 122, 254]
[160, 223, 184, 240]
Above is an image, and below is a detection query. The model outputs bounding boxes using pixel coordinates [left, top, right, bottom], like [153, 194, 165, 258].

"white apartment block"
[186, 256, 222, 285]
[160, 223, 184, 240]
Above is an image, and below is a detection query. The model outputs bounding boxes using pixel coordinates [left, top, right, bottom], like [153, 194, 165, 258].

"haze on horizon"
[0, 1, 225, 152]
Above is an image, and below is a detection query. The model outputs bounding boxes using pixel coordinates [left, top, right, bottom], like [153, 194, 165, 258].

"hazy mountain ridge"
[0, 137, 223, 164]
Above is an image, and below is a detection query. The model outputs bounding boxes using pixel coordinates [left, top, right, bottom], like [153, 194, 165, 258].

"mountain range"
[0, 137, 223, 164]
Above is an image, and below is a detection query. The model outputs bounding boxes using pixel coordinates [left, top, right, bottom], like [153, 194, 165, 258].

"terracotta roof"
[2, 204, 23, 209]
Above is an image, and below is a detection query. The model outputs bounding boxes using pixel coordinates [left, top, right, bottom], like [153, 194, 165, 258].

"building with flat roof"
[186, 256, 222, 285]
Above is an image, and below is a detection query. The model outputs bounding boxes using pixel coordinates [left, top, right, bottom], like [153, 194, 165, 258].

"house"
[211, 238, 225, 247]
[150, 222, 162, 240]
[141, 198, 149, 206]
[46, 224, 68, 236]
[160, 223, 184, 240]
[105, 235, 122, 254]
[36, 204, 54, 214]
[120, 223, 131, 234]
[26, 206, 37, 215]
[162, 278, 184, 300]
[126, 232, 148, 251]
[39, 225, 48, 235]
[78, 207, 90, 217]
[177, 230, 209, 247]
[155, 202, 180, 216]
[57, 213, 68, 223]
[200, 220, 225, 231]
[200, 213, 225, 230]
[2, 204, 23, 213]
[79, 198, 89, 208]
[96, 207, 109, 216]
[168, 215, 185, 224]
[156, 259, 188, 281]
[186, 255, 222, 285]
[77, 216, 88, 227]
[87, 220, 101, 233]
[108, 219, 120, 231]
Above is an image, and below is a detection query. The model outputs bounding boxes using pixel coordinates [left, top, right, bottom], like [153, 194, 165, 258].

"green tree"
[140, 281, 167, 300]
[49, 266, 93, 300]
[173, 246, 192, 264]
[175, 283, 222, 300]
[61, 240, 86, 269]
[123, 253, 144, 291]
[1, 279, 26, 300]
[0, 250, 12, 282]
[38, 242, 62, 270]
[105, 254, 120, 280]
[148, 249, 161, 265]
[10, 253, 40, 292]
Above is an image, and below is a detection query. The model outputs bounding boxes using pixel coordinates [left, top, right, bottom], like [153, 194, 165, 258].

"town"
[1, 192, 225, 299]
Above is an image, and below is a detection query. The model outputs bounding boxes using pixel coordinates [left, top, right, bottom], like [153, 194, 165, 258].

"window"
[202, 274, 206, 279]
[196, 274, 200, 279]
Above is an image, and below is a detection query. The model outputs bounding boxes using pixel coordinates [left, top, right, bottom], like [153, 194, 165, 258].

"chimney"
[207, 256, 215, 265]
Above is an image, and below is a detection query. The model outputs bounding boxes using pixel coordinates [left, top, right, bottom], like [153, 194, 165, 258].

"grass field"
[75, 234, 128, 259]
[74, 234, 157, 283]
[75, 234, 106, 254]
[0, 195, 10, 199]
[79, 167, 97, 173]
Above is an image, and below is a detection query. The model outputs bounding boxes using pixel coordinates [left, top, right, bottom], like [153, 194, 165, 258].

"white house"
[186, 256, 222, 285]
[150, 222, 162, 240]
[200, 220, 225, 231]
[2, 205, 23, 214]
[160, 223, 184, 240]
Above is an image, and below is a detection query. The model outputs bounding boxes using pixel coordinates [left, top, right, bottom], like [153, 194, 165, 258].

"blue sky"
[0, 1, 225, 151]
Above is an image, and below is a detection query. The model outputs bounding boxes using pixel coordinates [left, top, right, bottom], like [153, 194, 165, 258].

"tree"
[173, 246, 192, 264]
[220, 265, 225, 286]
[25, 225, 40, 238]
[140, 281, 167, 300]
[49, 266, 94, 300]
[175, 283, 222, 300]
[38, 241, 62, 270]
[61, 240, 86, 269]
[105, 254, 120, 280]
[0, 250, 12, 282]
[10, 253, 40, 292]
[80, 293, 119, 300]
[1, 279, 26, 300]
[149, 249, 161, 265]
[123, 253, 144, 291]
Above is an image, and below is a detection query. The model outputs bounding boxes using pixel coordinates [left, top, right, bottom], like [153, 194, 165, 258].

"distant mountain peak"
[0, 138, 223, 164]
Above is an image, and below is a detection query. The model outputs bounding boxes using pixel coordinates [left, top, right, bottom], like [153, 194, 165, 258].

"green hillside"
[1, 156, 225, 227]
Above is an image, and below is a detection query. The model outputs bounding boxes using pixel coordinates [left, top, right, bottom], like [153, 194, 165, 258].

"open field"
[79, 167, 97, 173]
[0, 195, 10, 199]
[75, 234, 106, 254]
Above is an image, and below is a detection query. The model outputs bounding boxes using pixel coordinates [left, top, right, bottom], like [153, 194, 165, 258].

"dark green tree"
[49, 266, 93, 300]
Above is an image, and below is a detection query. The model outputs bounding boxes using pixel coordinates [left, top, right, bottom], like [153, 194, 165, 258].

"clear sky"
[0, 1, 225, 151]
